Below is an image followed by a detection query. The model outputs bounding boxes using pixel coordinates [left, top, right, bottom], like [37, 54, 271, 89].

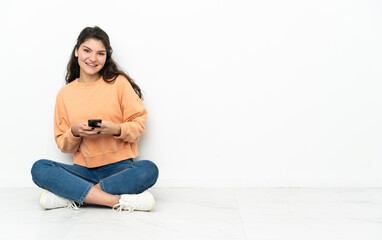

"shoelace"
[112, 203, 136, 213]
[67, 201, 80, 211]
[112, 196, 142, 213]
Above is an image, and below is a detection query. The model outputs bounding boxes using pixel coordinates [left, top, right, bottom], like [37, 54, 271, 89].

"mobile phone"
[88, 119, 102, 128]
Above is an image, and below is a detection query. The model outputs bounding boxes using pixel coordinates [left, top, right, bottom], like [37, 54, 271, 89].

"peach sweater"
[54, 75, 147, 168]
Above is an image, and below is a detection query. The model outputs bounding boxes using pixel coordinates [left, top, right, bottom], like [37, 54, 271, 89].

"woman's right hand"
[71, 122, 99, 137]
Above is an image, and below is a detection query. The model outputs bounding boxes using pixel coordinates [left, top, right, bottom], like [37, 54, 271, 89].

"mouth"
[86, 62, 98, 68]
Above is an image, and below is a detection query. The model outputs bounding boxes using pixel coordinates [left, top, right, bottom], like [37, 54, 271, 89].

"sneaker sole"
[144, 191, 156, 211]
[39, 190, 50, 210]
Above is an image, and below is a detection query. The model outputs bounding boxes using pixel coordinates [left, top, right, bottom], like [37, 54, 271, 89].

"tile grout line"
[233, 188, 248, 240]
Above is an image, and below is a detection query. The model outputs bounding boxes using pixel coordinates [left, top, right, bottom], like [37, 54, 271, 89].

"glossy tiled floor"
[0, 187, 381, 240]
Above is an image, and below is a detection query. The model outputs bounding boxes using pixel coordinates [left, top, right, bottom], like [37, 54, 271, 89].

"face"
[75, 38, 107, 78]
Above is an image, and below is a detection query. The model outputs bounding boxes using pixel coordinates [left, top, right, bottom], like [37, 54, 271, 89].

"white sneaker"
[113, 190, 156, 213]
[39, 190, 79, 210]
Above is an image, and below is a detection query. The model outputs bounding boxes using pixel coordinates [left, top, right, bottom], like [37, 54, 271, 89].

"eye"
[84, 49, 90, 53]
[99, 53, 105, 56]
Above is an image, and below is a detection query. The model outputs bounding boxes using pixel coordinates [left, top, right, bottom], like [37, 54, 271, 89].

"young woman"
[30, 26, 159, 212]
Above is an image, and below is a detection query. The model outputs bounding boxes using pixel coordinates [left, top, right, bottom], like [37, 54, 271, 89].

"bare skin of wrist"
[71, 127, 80, 137]
[113, 125, 121, 136]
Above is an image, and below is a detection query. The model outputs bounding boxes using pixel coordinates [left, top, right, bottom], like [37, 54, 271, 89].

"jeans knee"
[139, 160, 159, 184]
[31, 159, 51, 186]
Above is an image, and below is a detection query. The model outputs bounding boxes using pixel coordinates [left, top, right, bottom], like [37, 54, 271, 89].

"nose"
[90, 52, 97, 62]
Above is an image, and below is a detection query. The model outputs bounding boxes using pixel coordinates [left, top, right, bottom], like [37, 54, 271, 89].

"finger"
[80, 130, 99, 137]
[82, 133, 98, 137]
[89, 130, 102, 136]
[82, 125, 94, 131]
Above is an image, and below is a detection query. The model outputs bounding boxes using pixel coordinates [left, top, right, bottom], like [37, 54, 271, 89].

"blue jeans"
[31, 159, 159, 204]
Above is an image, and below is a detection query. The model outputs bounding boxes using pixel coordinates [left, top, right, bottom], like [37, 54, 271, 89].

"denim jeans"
[31, 159, 159, 204]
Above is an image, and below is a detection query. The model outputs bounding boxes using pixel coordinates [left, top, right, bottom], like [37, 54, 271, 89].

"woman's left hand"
[95, 120, 121, 136]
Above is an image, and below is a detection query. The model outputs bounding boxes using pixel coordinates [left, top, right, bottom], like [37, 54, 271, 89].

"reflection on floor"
[1, 187, 381, 240]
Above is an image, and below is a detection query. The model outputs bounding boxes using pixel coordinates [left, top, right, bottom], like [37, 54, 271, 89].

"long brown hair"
[65, 26, 143, 99]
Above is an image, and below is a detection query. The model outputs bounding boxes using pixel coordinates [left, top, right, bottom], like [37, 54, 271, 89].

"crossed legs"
[31, 159, 159, 208]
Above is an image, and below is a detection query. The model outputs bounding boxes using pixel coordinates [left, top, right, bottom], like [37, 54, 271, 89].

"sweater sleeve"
[54, 91, 82, 153]
[114, 78, 147, 143]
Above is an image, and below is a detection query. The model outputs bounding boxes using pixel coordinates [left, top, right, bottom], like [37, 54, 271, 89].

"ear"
[74, 49, 78, 57]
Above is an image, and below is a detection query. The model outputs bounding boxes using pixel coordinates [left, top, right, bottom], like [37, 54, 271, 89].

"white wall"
[1, 0, 381, 188]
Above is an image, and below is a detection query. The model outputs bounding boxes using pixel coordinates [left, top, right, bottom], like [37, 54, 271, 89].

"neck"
[78, 73, 101, 83]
